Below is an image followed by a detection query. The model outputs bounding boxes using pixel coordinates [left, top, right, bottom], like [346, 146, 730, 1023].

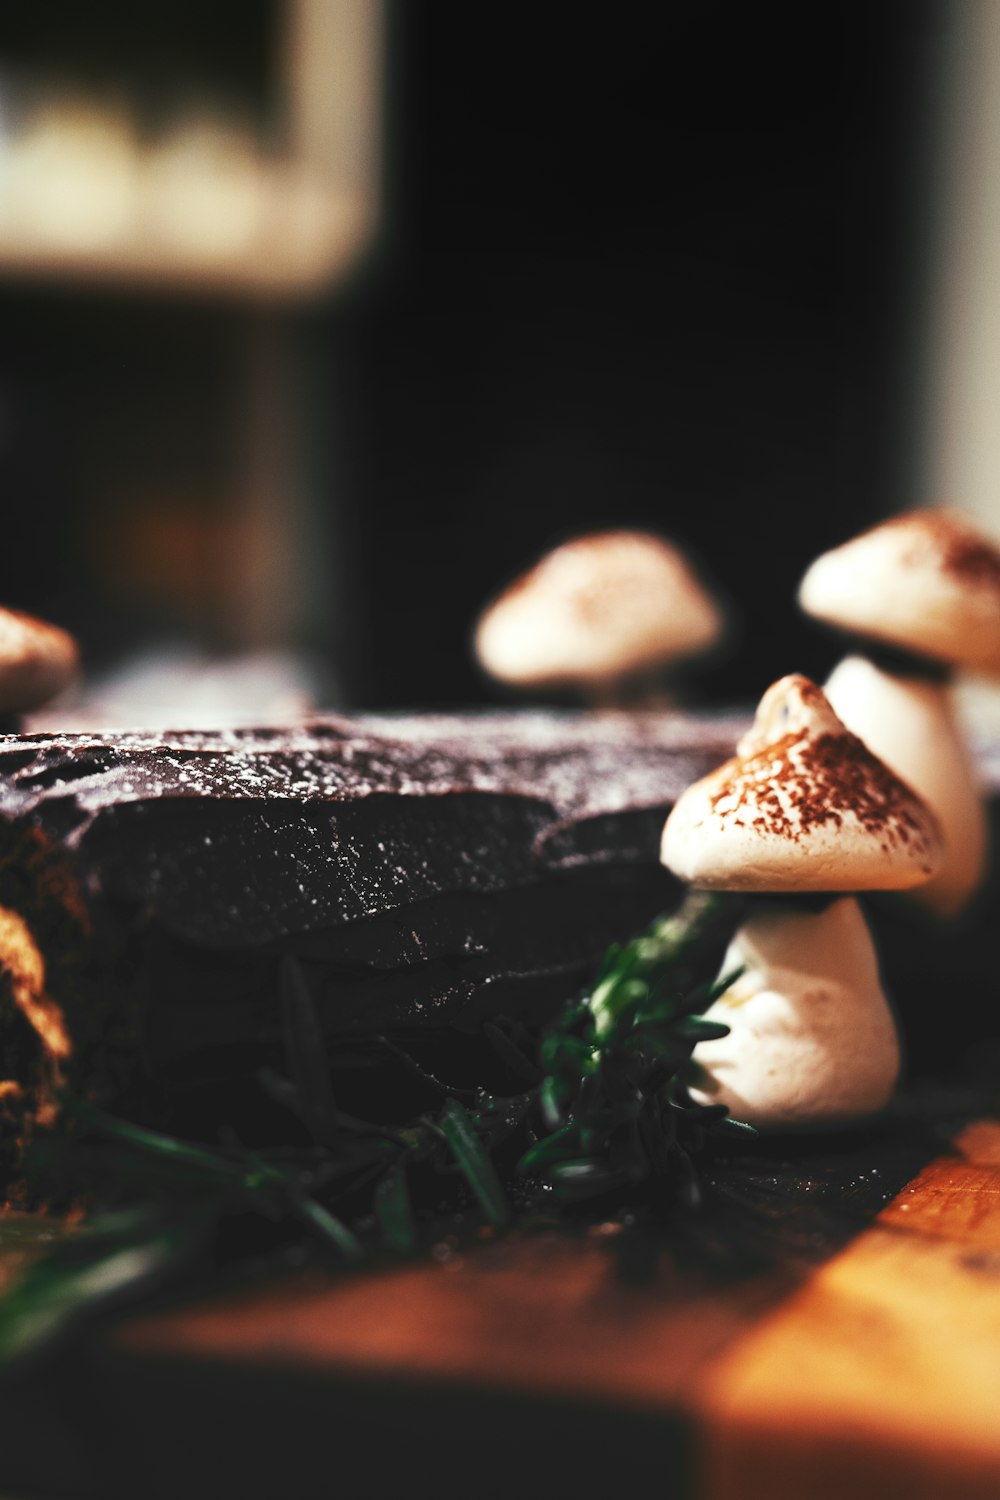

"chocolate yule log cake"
[0, 710, 749, 1142]
[0, 700, 996, 1156]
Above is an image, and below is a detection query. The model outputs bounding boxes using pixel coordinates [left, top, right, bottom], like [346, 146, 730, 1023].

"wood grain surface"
[697, 1121, 1000, 1500]
[0, 1119, 997, 1500]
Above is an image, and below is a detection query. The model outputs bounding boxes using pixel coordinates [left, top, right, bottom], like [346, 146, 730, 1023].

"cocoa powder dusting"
[709, 728, 933, 853]
[497, 533, 681, 622]
[890, 512, 1000, 591]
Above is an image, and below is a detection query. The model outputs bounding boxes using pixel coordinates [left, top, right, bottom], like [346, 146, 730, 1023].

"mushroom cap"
[661, 673, 943, 892]
[798, 509, 1000, 673]
[474, 530, 723, 691]
[0, 608, 79, 713]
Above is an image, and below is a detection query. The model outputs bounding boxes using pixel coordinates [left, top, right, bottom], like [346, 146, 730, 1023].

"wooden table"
[0, 1115, 997, 1500]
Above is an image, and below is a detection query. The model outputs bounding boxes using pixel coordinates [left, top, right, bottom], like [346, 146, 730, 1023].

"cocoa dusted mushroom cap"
[474, 530, 723, 698]
[661, 674, 943, 893]
[798, 509, 1000, 674]
[0, 608, 79, 714]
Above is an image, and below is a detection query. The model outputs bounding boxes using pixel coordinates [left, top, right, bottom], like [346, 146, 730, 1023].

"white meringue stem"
[687, 895, 901, 1131]
[583, 665, 678, 711]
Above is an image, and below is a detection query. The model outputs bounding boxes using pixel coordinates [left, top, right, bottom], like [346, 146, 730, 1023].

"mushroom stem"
[583, 666, 678, 711]
[824, 655, 985, 918]
[688, 896, 901, 1130]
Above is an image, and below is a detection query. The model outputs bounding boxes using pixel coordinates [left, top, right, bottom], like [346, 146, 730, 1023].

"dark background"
[0, 1, 950, 712]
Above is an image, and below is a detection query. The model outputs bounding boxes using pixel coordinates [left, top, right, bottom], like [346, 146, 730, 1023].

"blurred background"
[0, 0, 993, 723]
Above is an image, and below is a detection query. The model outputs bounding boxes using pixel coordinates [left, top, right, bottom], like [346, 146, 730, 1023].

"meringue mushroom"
[799, 509, 1000, 916]
[0, 607, 79, 717]
[474, 530, 724, 706]
[661, 674, 944, 1129]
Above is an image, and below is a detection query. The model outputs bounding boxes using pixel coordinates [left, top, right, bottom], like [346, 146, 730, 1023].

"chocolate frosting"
[0, 712, 744, 947]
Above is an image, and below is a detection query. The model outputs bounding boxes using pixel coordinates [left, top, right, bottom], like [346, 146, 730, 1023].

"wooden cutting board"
[0, 1117, 997, 1500]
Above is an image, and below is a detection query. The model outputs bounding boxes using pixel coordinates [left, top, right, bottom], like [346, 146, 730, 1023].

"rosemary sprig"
[0, 888, 747, 1362]
[518, 889, 747, 1201]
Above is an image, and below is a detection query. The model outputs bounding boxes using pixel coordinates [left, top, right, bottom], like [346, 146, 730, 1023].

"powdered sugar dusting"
[0, 710, 746, 823]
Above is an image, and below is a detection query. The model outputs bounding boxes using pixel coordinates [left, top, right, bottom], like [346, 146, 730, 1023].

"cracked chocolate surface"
[0, 712, 744, 945]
